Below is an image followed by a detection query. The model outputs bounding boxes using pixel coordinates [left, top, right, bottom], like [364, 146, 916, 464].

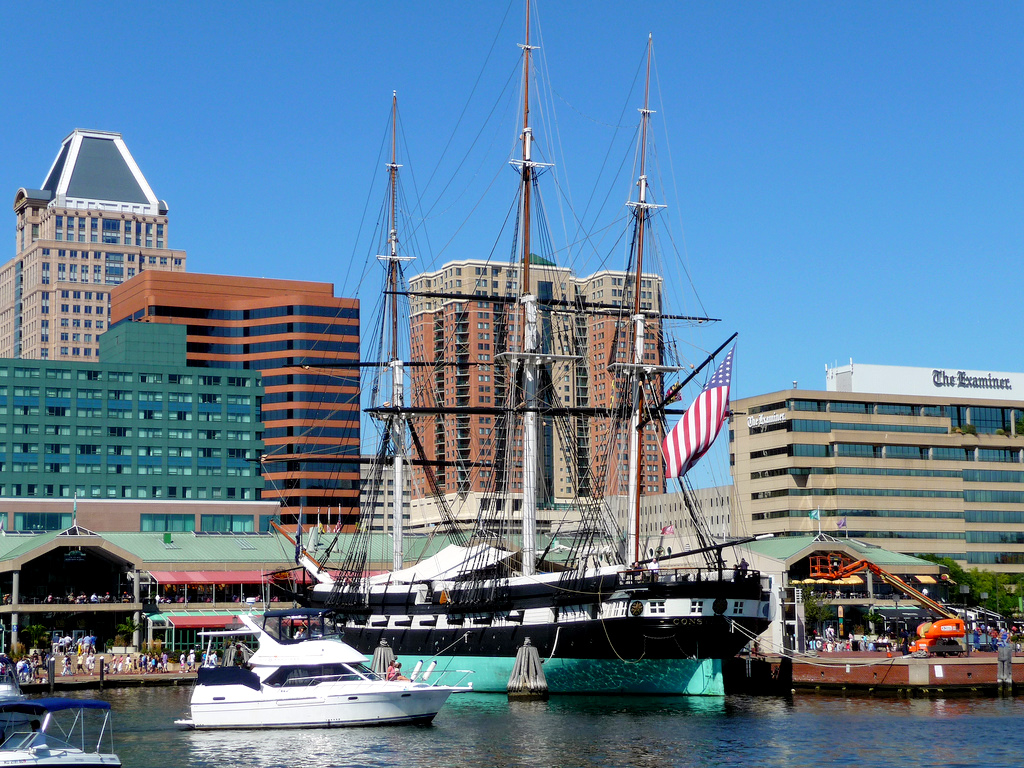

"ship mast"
[626, 37, 663, 564]
[517, 0, 539, 576]
[380, 91, 413, 572]
[500, 1, 565, 576]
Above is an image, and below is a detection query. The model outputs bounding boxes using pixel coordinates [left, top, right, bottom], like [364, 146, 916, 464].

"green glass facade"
[0, 323, 263, 502]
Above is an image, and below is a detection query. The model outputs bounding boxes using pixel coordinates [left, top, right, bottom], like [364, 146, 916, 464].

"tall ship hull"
[311, 566, 773, 694]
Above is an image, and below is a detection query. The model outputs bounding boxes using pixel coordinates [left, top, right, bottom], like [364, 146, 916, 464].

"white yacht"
[176, 609, 470, 730]
[0, 698, 120, 767]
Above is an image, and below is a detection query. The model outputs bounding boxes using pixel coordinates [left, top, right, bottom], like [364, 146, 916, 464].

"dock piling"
[371, 640, 395, 677]
[997, 644, 1013, 695]
[507, 638, 548, 701]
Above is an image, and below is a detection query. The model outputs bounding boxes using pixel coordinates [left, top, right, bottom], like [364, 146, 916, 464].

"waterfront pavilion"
[735, 535, 946, 655]
[0, 525, 300, 654]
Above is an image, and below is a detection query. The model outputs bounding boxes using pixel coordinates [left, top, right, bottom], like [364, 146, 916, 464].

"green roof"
[102, 532, 295, 566]
[743, 535, 937, 569]
[0, 531, 61, 560]
[0, 529, 564, 573]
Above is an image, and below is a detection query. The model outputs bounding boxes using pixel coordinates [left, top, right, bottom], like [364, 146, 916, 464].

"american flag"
[662, 347, 734, 479]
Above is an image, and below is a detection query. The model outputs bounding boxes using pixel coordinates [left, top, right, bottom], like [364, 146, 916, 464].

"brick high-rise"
[406, 258, 664, 531]
[110, 272, 359, 521]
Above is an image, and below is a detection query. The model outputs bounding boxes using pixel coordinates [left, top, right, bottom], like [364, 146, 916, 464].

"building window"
[140, 513, 195, 532]
[200, 514, 254, 533]
[14, 512, 72, 531]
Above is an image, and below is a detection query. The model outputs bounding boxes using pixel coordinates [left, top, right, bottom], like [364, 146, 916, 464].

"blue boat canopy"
[0, 698, 111, 714]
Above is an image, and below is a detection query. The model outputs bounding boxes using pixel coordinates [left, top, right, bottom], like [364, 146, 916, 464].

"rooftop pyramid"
[38, 129, 161, 213]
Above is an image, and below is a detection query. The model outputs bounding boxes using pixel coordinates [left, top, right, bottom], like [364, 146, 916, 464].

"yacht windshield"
[262, 611, 341, 644]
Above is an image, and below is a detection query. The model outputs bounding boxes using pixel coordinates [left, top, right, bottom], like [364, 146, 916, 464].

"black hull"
[310, 571, 773, 692]
[337, 612, 765, 661]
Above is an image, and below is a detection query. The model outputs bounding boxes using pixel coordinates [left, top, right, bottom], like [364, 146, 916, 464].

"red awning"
[148, 570, 269, 585]
[167, 615, 238, 629]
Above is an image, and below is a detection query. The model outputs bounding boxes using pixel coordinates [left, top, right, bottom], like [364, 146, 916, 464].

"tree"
[864, 610, 884, 634]
[116, 617, 139, 636]
[24, 624, 50, 651]
[802, 589, 833, 635]
[113, 618, 140, 648]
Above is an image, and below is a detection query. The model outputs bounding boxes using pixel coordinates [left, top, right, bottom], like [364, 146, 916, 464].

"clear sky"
[2, 0, 1022, 409]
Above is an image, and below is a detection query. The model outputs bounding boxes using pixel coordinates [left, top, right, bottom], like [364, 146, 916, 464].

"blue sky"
[2, 1, 1022, 410]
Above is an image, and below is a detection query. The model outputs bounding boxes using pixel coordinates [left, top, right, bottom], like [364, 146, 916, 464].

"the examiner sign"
[747, 412, 787, 431]
[933, 370, 1012, 392]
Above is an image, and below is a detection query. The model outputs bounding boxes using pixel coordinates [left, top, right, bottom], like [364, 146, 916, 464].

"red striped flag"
[662, 347, 734, 479]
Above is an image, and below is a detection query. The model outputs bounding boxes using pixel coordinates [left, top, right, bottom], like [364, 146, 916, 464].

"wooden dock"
[21, 671, 197, 694]
[788, 649, 1021, 696]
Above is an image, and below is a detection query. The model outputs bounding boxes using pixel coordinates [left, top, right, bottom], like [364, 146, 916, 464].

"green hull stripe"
[398, 654, 724, 695]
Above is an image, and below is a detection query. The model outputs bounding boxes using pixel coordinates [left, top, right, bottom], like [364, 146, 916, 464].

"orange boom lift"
[809, 553, 965, 656]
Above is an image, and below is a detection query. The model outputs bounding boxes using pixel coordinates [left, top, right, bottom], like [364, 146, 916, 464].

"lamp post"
[960, 584, 971, 655]
[981, 592, 989, 649]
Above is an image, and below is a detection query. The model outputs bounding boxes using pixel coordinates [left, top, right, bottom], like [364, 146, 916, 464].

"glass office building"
[0, 322, 263, 504]
[732, 361, 1024, 573]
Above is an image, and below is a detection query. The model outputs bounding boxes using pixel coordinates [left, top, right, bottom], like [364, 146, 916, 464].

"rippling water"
[67, 686, 1024, 768]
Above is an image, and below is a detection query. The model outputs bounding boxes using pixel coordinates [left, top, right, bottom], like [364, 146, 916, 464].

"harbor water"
[71, 686, 1024, 767]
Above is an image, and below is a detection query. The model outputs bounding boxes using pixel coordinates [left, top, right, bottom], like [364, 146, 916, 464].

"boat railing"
[279, 673, 366, 688]
[620, 566, 766, 587]
[407, 667, 474, 689]
[276, 668, 472, 689]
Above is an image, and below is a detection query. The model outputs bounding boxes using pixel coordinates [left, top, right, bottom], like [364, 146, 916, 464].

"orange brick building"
[109, 272, 359, 523]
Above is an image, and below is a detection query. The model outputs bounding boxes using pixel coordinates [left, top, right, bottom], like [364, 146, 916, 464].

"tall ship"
[287, 5, 774, 694]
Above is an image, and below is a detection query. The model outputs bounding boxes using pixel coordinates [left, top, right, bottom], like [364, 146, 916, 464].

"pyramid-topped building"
[8, 129, 185, 360]
[40, 129, 161, 212]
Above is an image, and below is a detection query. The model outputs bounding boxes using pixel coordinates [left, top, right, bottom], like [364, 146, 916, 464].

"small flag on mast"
[808, 508, 820, 521]
[836, 517, 847, 529]
[661, 524, 675, 535]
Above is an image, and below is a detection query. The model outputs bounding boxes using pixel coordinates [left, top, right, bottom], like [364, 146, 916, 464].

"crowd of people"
[43, 647, 212, 679]
[4, 593, 134, 606]
[804, 623, 1024, 655]
[3, 588, 269, 606]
